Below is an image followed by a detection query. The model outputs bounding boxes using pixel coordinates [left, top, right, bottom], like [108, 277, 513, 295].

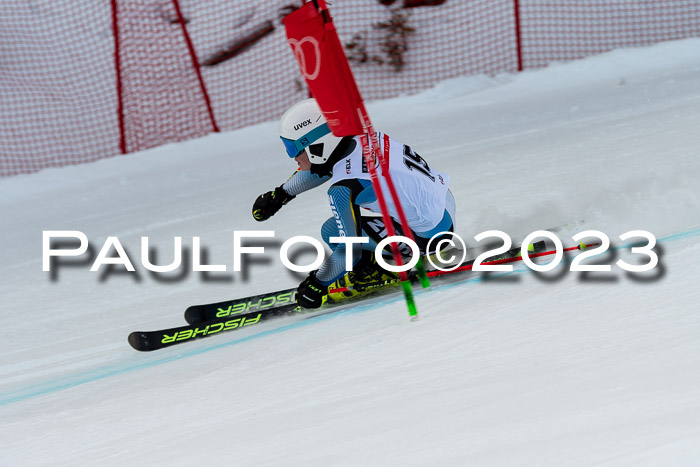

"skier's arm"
[282, 169, 330, 196]
[252, 169, 330, 222]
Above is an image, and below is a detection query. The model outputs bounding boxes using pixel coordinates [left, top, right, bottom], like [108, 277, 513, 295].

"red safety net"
[113, 0, 218, 154]
[519, 0, 700, 68]
[0, 2, 117, 176]
[1, 0, 699, 176]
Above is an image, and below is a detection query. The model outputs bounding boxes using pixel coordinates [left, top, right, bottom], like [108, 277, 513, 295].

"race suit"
[282, 133, 455, 285]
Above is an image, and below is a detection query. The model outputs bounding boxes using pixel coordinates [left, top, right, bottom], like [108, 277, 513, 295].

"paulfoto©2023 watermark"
[42, 229, 659, 275]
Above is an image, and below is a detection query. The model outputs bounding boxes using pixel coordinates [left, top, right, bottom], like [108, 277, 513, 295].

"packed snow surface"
[2, 39, 700, 466]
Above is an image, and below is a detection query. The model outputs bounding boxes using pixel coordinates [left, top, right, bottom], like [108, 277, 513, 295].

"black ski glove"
[252, 185, 295, 222]
[296, 271, 328, 309]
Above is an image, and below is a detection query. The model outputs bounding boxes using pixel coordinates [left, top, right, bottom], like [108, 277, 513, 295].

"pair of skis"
[128, 237, 596, 352]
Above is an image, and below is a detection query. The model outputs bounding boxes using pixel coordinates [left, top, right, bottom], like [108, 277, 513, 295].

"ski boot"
[326, 251, 398, 304]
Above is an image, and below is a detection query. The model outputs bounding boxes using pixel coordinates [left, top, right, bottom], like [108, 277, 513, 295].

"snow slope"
[1, 38, 700, 466]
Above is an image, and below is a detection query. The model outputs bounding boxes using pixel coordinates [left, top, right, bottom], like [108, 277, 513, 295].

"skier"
[252, 98, 456, 309]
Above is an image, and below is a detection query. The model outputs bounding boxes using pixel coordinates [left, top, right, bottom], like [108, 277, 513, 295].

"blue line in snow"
[0, 299, 393, 407]
[2, 225, 699, 407]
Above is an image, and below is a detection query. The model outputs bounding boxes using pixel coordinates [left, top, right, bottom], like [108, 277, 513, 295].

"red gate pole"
[283, 0, 429, 318]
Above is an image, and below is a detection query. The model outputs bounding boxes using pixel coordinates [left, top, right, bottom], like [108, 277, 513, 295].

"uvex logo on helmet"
[294, 119, 312, 131]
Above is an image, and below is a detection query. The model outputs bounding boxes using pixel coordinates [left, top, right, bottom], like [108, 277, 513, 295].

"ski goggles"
[280, 123, 331, 158]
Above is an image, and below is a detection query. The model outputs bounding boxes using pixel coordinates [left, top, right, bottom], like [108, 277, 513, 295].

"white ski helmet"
[279, 98, 343, 164]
